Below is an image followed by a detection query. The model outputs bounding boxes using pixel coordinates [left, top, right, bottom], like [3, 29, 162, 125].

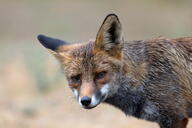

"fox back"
[37, 14, 192, 128]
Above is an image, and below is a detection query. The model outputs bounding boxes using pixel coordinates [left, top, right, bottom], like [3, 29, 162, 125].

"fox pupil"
[95, 71, 106, 80]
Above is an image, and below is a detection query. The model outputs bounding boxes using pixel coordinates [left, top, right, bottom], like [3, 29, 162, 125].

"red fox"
[37, 14, 192, 128]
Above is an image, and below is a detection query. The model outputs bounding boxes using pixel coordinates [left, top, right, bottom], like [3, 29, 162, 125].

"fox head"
[37, 14, 126, 109]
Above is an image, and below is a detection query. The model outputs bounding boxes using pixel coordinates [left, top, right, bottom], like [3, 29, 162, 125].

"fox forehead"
[57, 41, 115, 77]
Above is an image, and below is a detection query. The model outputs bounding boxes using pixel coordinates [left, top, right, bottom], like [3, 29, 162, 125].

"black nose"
[81, 96, 91, 106]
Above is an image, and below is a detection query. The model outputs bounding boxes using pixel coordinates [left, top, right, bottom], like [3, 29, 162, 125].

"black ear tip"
[37, 34, 46, 43]
[106, 13, 118, 18]
[37, 34, 50, 48]
[37, 34, 44, 39]
[106, 13, 119, 20]
[37, 34, 67, 51]
[37, 34, 43, 40]
[104, 13, 120, 23]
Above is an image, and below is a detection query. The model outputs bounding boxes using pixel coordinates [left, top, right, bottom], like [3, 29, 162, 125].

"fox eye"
[71, 74, 81, 83]
[95, 71, 107, 80]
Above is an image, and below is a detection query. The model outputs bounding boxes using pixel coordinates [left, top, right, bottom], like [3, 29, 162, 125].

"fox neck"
[122, 40, 148, 87]
[104, 83, 146, 117]
[105, 40, 148, 117]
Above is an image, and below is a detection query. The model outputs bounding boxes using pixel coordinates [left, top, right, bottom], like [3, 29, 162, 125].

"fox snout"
[73, 84, 110, 109]
[80, 96, 91, 106]
[79, 94, 101, 109]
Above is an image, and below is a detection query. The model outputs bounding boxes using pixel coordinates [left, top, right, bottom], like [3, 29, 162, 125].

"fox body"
[37, 14, 192, 128]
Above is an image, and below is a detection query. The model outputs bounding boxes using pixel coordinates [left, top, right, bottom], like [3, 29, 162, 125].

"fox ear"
[94, 14, 123, 57]
[37, 34, 68, 52]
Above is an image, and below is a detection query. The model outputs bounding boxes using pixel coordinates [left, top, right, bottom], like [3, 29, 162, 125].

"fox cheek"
[100, 84, 110, 96]
[72, 88, 79, 99]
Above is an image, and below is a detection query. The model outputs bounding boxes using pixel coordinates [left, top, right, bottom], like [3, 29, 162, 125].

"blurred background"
[0, 0, 192, 128]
